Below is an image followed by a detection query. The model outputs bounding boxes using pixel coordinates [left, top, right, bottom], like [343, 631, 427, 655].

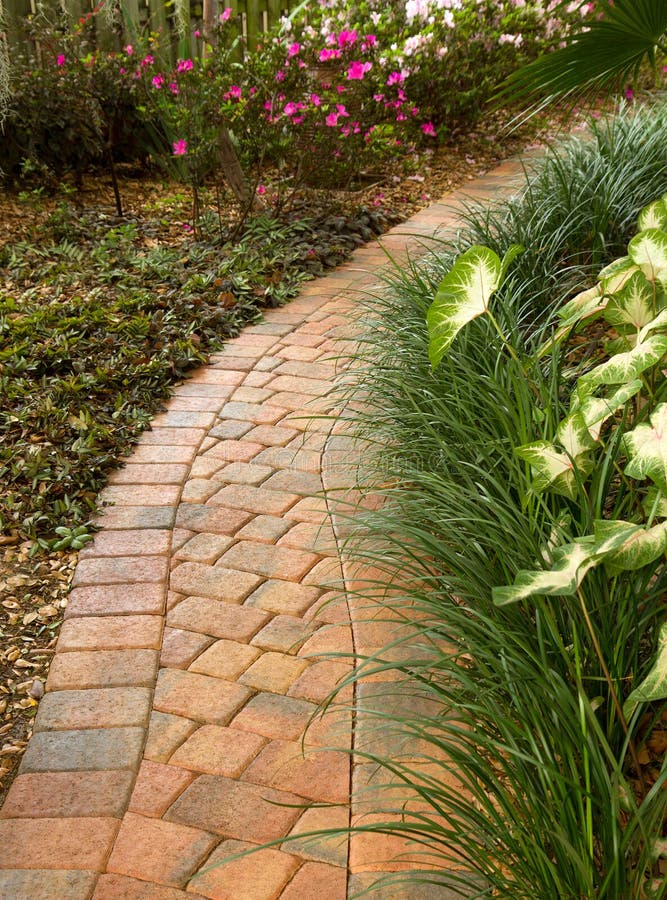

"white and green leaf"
[516, 440, 593, 499]
[624, 622, 667, 719]
[594, 519, 667, 575]
[598, 256, 639, 294]
[604, 270, 656, 331]
[426, 245, 523, 369]
[642, 487, 667, 520]
[576, 333, 667, 397]
[637, 196, 667, 232]
[574, 379, 642, 441]
[556, 411, 597, 458]
[622, 403, 667, 493]
[492, 539, 598, 605]
[628, 228, 667, 282]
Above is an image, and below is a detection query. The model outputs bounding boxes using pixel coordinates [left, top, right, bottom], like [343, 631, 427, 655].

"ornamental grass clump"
[336, 106, 667, 897]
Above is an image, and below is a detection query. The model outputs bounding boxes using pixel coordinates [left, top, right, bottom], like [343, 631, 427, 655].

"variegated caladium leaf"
[515, 440, 594, 499]
[638, 308, 667, 341]
[628, 228, 667, 282]
[622, 403, 667, 493]
[576, 333, 667, 398]
[492, 521, 645, 606]
[426, 244, 523, 369]
[604, 270, 656, 332]
[574, 379, 643, 442]
[598, 255, 639, 294]
[624, 621, 667, 718]
[594, 518, 667, 574]
[637, 195, 667, 232]
[556, 411, 596, 458]
[642, 487, 667, 520]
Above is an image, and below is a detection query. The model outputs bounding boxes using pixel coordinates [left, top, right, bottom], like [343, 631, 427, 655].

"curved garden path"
[0, 154, 530, 899]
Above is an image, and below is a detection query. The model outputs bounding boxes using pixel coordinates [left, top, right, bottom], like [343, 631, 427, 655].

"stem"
[576, 588, 646, 796]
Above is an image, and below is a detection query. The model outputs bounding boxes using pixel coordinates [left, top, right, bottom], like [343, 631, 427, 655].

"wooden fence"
[2, 0, 297, 63]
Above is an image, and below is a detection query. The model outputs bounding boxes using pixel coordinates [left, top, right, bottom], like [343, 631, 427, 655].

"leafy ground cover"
[0, 114, 554, 803]
[337, 103, 667, 896]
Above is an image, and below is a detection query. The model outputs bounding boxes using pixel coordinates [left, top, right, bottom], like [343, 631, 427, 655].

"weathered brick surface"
[207, 484, 299, 516]
[95, 505, 176, 530]
[46, 649, 159, 691]
[107, 812, 218, 887]
[238, 652, 310, 694]
[33, 687, 152, 732]
[93, 873, 195, 898]
[167, 596, 269, 641]
[154, 668, 251, 725]
[108, 463, 190, 485]
[251, 616, 314, 654]
[144, 712, 198, 764]
[231, 693, 317, 743]
[280, 861, 347, 899]
[20, 727, 145, 774]
[216, 461, 274, 485]
[0, 817, 119, 870]
[242, 740, 349, 803]
[165, 775, 302, 842]
[161, 628, 214, 669]
[218, 541, 318, 582]
[187, 839, 299, 900]
[170, 725, 266, 777]
[173, 533, 234, 564]
[65, 583, 166, 618]
[188, 639, 260, 680]
[175, 504, 252, 535]
[128, 761, 196, 818]
[170, 562, 261, 603]
[244, 580, 321, 616]
[72, 555, 168, 587]
[287, 805, 350, 867]
[78, 529, 171, 558]
[0, 870, 99, 897]
[0, 771, 134, 819]
[57, 615, 162, 651]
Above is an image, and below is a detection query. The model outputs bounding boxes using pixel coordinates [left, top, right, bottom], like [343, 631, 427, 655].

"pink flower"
[298, 60, 306, 69]
[275, 69, 286, 81]
[287, 42, 300, 57]
[624, 86, 635, 101]
[226, 84, 242, 99]
[338, 29, 357, 47]
[310, 93, 321, 106]
[347, 60, 372, 80]
[386, 70, 405, 86]
[421, 122, 436, 137]
[292, 116, 304, 124]
[152, 74, 165, 88]
[325, 113, 339, 127]
[256, 184, 267, 195]
[318, 48, 341, 62]
[194, 29, 201, 38]
[284, 101, 299, 116]
[396, 113, 407, 121]
[124, 45, 133, 56]
[220, 7, 232, 20]
[249, 87, 257, 95]
[141, 54, 154, 66]
[177, 58, 193, 73]
[373, 93, 384, 102]
[172, 139, 188, 156]
[364, 34, 376, 46]
[169, 82, 179, 95]
[263, 100, 272, 111]
[336, 103, 349, 117]
[119, 67, 126, 74]
[56, 54, 66, 67]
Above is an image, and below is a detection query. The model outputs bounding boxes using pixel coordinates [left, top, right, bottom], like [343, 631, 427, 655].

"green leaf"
[624, 622, 667, 718]
[516, 440, 593, 500]
[598, 256, 640, 294]
[594, 518, 667, 574]
[556, 411, 596, 459]
[628, 228, 667, 281]
[642, 487, 667, 520]
[427, 246, 514, 369]
[575, 379, 643, 441]
[493, 539, 598, 605]
[604, 270, 656, 331]
[499, 243, 525, 282]
[638, 196, 667, 232]
[576, 333, 667, 397]
[622, 403, 667, 492]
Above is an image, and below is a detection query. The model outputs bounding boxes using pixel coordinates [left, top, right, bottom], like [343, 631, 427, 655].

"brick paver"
[0, 158, 530, 897]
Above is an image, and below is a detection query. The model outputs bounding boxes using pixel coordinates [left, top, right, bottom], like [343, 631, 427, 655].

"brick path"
[0, 156, 529, 898]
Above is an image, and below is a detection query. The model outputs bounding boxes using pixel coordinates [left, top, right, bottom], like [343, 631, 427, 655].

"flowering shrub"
[283, 0, 593, 128]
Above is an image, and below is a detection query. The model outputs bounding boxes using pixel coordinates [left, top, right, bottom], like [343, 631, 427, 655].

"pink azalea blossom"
[275, 69, 286, 81]
[373, 93, 384, 102]
[256, 184, 267, 195]
[263, 100, 273, 111]
[421, 122, 436, 137]
[291, 116, 304, 124]
[141, 54, 154, 67]
[220, 7, 232, 20]
[56, 54, 66, 67]
[194, 30, 201, 38]
[624, 86, 635, 101]
[227, 84, 242, 99]
[284, 101, 299, 116]
[318, 48, 341, 62]
[169, 82, 179, 95]
[347, 60, 372, 80]
[363, 34, 376, 46]
[124, 45, 133, 56]
[287, 42, 300, 57]
[338, 29, 357, 47]
[297, 60, 306, 68]
[119, 67, 126, 74]
[386, 71, 405, 86]
[152, 74, 165, 88]
[172, 139, 188, 156]
[325, 113, 339, 127]
[336, 103, 349, 117]
[310, 93, 321, 106]
[177, 58, 193, 73]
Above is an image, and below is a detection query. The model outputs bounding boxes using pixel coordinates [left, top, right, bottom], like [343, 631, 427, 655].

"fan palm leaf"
[497, 0, 667, 114]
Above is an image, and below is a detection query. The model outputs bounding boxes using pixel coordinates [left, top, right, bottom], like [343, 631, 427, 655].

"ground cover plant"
[336, 103, 667, 896]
